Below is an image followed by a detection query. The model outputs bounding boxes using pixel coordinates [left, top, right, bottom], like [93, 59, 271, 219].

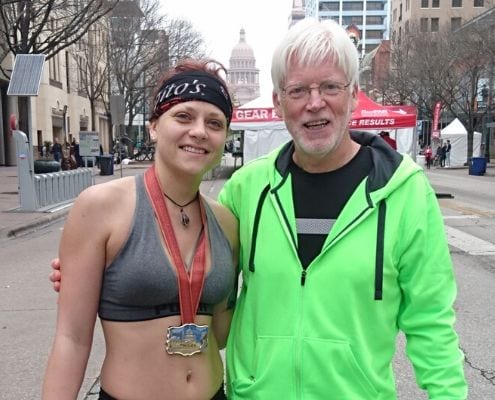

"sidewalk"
[0, 154, 238, 240]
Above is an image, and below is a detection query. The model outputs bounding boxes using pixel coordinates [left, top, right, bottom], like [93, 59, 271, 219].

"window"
[342, 15, 363, 25]
[366, 2, 384, 10]
[366, 30, 384, 39]
[421, 0, 429, 7]
[432, 0, 440, 7]
[452, 0, 462, 7]
[451, 17, 462, 30]
[49, 53, 61, 83]
[431, 18, 439, 32]
[319, 2, 339, 11]
[366, 16, 383, 25]
[343, 2, 363, 11]
[474, 0, 484, 6]
[420, 18, 429, 32]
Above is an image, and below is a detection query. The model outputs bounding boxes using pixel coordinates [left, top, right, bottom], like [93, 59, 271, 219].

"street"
[0, 165, 494, 399]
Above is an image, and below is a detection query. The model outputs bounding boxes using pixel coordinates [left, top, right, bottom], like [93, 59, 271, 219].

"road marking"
[444, 215, 480, 220]
[439, 199, 495, 217]
[445, 226, 495, 256]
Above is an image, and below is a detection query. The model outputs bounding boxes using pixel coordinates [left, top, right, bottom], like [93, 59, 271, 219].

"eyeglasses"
[282, 80, 351, 100]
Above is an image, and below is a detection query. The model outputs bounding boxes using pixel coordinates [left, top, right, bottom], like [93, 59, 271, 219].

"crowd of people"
[44, 18, 467, 400]
[40, 137, 83, 170]
[422, 139, 451, 169]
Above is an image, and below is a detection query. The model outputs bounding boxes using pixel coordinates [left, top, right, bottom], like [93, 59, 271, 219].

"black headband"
[151, 71, 233, 124]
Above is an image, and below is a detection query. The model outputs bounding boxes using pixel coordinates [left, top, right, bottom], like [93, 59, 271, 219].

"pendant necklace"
[162, 191, 198, 227]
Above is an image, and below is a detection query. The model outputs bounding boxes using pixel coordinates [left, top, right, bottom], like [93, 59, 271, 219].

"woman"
[424, 145, 433, 169]
[43, 59, 239, 400]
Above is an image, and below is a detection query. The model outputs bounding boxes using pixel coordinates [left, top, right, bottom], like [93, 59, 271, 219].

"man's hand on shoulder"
[49, 258, 61, 292]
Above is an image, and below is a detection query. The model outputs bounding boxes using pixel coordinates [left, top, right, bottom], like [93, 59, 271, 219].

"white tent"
[440, 118, 482, 167]
[230, 94, 291, 163]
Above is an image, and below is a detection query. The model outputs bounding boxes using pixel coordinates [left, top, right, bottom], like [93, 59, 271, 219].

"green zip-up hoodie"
[218, 131, 467, 399]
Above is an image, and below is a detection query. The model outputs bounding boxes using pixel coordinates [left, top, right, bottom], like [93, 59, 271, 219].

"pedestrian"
[49, 19, 467, 400]
[43, 59, 239, 400]
[435, 143, 443, 167]
[446, 139, 452, 167]
[217, 18, 466, 398]
[233, 137, 241, 152]
[424, 145, 433, 169]
[379, 130, 397, 150]
[50, 137, 62, 162]
[441, 142, 448, 167]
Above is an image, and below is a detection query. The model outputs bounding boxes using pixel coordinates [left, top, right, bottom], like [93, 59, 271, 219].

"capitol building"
[227, 29, 260, 107]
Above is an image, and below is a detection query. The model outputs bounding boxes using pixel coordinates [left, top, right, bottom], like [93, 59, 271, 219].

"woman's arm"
[42, 186, 110, 399]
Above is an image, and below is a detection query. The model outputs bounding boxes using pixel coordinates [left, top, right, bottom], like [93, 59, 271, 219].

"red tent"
[232, 91, 417, 129]
[350, 91, 417, 130]
[230, 91, 419, 163]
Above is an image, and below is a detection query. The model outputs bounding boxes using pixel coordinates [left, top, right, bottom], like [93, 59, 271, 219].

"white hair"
[271, 18, 360, 91]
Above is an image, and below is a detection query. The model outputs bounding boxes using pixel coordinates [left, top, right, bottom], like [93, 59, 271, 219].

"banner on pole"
[431, 101, 442, 139]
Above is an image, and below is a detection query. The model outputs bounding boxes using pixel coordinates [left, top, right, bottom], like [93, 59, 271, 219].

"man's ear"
[350, 85, 359, 113]
[272, 91, 283, 118]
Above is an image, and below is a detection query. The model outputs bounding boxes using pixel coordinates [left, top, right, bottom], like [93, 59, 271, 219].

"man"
[51, 18, 467, 399]
[441, 141, 448, 167]
[51, 137, 62, 162]
[446, 139, 452, 167]
[218, 18, 466, 399]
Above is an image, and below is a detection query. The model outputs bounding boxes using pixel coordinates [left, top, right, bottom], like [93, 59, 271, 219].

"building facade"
[290, 0, 307, 26]
[390, 0, 494, 42]
[227, 29, 260, 106]
[317, 0, 391, 58]
[0, 0, 144, 167]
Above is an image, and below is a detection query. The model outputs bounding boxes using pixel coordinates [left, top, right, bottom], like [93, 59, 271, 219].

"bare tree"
[0, 0, 117, 140]
[385, 24, 458, 119]
[164, 18, 206, 66]
[444, 29, 488, 161]
[108, 0, 206, 141]
[108, 0, 168, 141]
[385, 22, 491, 161]
[72, 26, 110, 131]
[0, 0, 117, 78]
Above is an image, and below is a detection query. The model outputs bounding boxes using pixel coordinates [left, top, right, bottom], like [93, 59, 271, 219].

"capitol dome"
[227, 28, 259, 106]
[230, 28, 254, 60]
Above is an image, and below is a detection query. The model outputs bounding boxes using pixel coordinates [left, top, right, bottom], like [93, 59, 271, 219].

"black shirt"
[289, 146, 372, 268]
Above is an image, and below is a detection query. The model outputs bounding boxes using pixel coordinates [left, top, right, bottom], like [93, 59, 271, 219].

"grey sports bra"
[98, 174, 235, 322]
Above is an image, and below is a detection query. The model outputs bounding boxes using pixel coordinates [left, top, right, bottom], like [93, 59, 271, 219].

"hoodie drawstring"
[374, 200, 386, 300]
[248, 184, 270, 272]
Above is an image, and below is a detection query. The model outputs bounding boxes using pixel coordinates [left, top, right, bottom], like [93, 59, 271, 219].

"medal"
[145, 167, 209, 356]
[166, 323, 209, 356]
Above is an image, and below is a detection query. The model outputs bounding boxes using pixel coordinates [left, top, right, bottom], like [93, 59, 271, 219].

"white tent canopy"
[230, 93, 290, 163]
[440, 118, 482, 167]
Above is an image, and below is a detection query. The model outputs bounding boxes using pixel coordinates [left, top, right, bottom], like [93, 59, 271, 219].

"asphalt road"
[1, 164, 494, 399]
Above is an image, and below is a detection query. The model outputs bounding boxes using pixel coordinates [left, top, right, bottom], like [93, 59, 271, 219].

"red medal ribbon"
[144, 166, 207, 324]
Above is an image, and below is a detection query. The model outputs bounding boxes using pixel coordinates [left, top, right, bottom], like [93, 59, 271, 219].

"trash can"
[469, 157, 487, 176]
[99, 155, 114, 176]
[416, 155, 425, 167]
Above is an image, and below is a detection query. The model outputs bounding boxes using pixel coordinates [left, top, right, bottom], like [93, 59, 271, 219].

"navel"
[186, 369, 193, 382]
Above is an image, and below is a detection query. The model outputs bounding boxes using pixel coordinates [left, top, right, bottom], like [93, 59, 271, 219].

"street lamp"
[63, 105, 68, 144]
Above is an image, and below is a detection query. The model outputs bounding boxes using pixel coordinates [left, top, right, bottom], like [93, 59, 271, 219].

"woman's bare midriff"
[99, 315, 224, 400]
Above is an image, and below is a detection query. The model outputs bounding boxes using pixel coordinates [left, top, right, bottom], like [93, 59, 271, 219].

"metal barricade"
[33, 168, 93, 209]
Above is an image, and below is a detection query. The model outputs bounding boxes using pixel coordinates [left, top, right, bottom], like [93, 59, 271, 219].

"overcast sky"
[159, 0, 294, 96]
